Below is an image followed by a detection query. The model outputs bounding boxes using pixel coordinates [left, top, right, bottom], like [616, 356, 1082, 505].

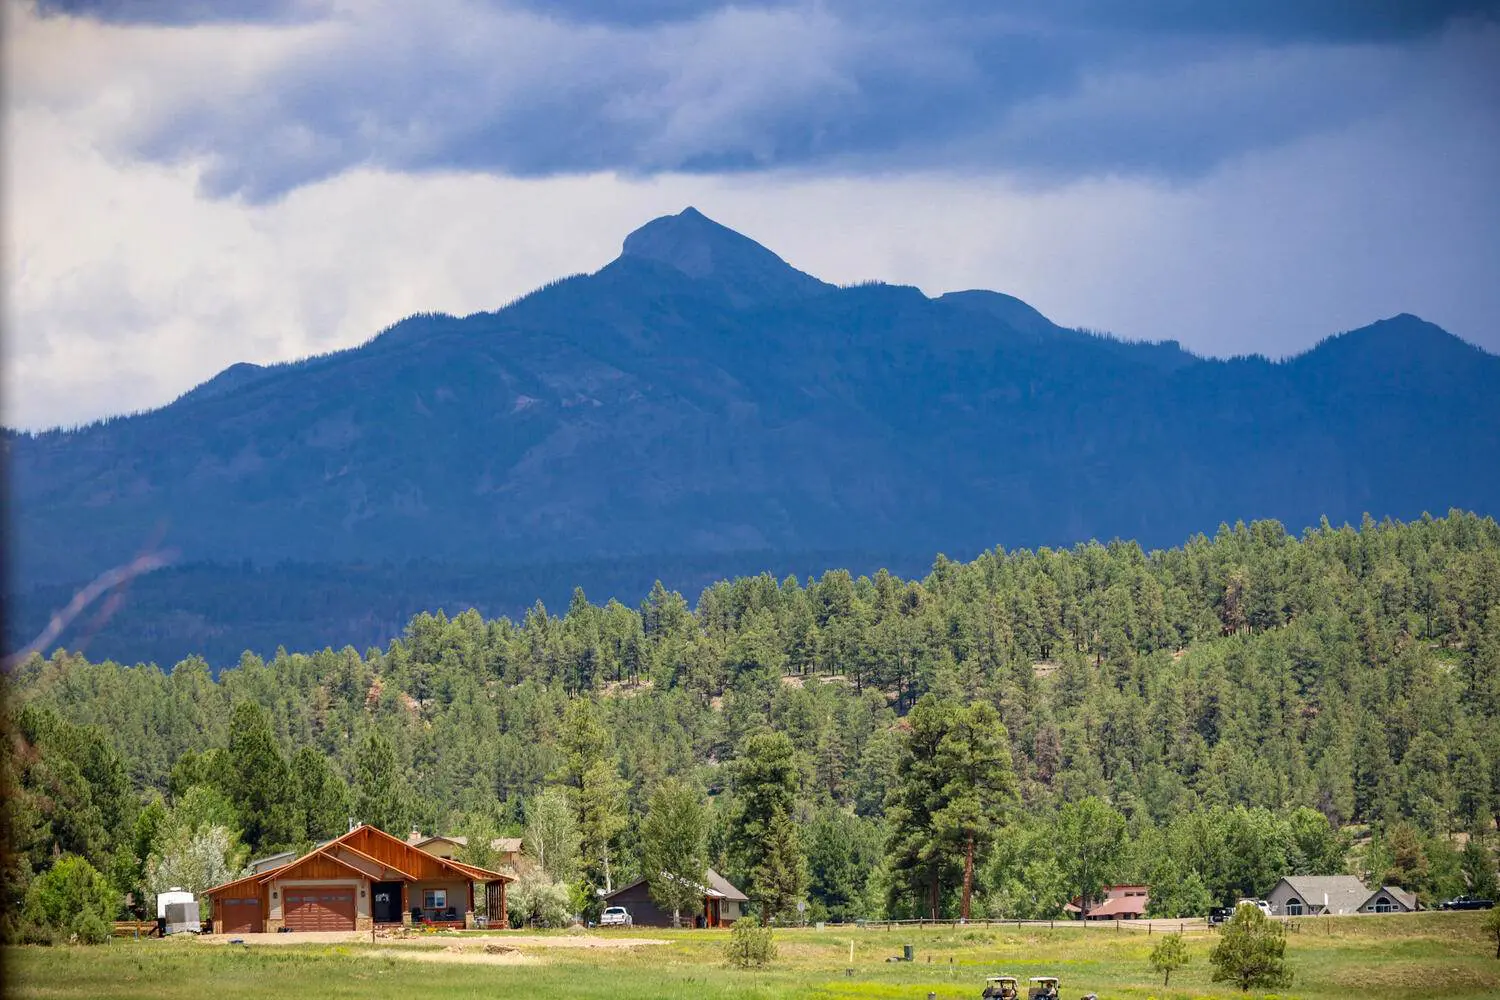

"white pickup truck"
[599, 905, 632, 927]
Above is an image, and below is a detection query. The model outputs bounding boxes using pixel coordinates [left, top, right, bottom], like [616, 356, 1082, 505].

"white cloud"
[4, 2, 1498, 430]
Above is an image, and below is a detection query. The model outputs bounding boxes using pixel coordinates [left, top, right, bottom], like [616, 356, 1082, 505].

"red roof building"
[1063, 884, 1149, 920]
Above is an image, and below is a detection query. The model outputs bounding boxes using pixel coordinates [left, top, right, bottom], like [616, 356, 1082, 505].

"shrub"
[22, 855, 117, 945]
[725, 919, 777, 967]
[1209, 904, 1292, 991]
[1482, 906, 1500, 960]
[506, 866, 573, 928]
[1149, 931, 1190, 987]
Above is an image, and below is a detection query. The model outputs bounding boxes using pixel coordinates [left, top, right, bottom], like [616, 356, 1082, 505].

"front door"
[372, 881, 403, 924]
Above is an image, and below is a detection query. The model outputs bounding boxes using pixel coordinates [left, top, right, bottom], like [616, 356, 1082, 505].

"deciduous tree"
[640, 778, 708, 928]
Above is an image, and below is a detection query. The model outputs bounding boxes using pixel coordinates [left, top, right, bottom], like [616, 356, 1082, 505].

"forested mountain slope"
[8, 208, 1500, 666]
[8, 514, 1499, 927]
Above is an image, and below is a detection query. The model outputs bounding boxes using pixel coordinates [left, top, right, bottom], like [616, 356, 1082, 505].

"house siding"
[1360, 889, 1416, 913]
[1265, 881, 1307, 915]
[409, 878, 473, 924]
[604, 882, 691, 927]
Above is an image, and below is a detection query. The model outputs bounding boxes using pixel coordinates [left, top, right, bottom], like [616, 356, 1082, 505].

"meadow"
[6, 914, 1496, 1000]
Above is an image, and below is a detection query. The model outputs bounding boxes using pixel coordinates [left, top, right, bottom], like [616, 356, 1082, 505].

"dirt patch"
[201, 931, 372, 946]
[371, 947, 535, 966]
[464, 934, 667, 950]
[201, 930, 667, 950]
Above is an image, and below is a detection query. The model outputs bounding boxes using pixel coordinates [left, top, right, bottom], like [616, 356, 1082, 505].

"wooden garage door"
[220, 897, 263, 934]
[284, 889, 356, 931]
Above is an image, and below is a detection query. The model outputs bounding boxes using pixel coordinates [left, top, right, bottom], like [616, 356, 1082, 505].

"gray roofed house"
[1266, 876, 1372, 915]
[704, 868, 750, 903]
[1360, 885, 1418, 913]
[1266, 876, 1420, 916]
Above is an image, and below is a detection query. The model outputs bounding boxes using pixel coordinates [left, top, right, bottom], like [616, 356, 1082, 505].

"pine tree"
[225, 702, 300, 851]
[931, 700, 1017, 920]
[1209, 904, 1292, 991]
[753, 810, 809, 924]
[1149, 931, 1190, 987]
[353, 729, 410, 835]
[728, 731, 807, 923]
[291, 747, 351, 842]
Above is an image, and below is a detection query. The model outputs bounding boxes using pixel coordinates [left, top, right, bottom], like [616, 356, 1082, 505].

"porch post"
[465, 882, 476, 929]
[401, 882, 411, 926]
[499, 880, 509, 929]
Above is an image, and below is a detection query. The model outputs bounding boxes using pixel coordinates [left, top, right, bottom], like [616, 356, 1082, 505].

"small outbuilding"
[600, 868, 748, 927]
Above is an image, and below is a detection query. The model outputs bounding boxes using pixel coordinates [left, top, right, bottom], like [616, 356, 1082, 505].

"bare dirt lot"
[198, 930, 667, 950]
[369, 946, 536, 965]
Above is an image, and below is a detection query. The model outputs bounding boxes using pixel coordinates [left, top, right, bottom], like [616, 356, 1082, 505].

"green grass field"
[6, 914, 1496, 1000]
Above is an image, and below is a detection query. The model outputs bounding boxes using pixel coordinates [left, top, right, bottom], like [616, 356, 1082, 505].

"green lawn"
[6, 914, 1496, 1000]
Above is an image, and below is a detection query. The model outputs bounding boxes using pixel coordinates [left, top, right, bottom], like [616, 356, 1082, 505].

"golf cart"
[981, 975, 1020, 999]
[1026, 977, 1061, 1000]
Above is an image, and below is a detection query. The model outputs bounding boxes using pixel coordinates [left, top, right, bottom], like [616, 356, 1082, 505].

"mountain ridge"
[8, 209, 1500, 665]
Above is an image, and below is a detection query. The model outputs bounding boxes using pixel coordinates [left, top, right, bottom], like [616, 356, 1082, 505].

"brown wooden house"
[204, 824, 512, 933]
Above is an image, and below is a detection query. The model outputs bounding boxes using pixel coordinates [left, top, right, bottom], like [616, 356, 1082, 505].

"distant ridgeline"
[10, 515, 1500, 909]
[9, 208, 1500, 670]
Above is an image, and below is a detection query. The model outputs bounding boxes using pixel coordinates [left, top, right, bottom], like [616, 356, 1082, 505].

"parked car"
[1208, 906, 1233, 925]
[1236, 899, 1273, 917]
[1438, 896, 1495, 910]
[600, 905, 632, 927]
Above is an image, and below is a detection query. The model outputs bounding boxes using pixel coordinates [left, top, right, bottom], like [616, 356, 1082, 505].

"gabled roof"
[1278, 875, 1370, 913]
[1373, 885, 1417, 910]
[408, 834, 524, 854]
[203, 824, 512, 897]
[604, 867, 747, 903]
[704, 868, 749, 902]
[412, 834, 460, 845]
[202, 870, 265, 898]
[1086, 894, 1149, 917]
[340, 824, 512, 882]
[260, 845, 382, 884]
[249, 849, 297, 867]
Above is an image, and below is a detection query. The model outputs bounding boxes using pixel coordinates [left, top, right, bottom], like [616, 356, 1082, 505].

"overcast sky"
[5, 0, 1499, 430]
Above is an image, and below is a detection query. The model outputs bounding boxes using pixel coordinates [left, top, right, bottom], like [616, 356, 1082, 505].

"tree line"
[4, 511, 1498, 940]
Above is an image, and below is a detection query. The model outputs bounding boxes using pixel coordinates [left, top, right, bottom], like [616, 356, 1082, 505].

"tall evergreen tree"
[225, 702, 300, 851]
[727, 731, 807, 923]
[352, 729, 410, 835]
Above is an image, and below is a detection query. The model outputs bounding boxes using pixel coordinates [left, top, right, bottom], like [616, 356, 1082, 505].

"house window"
[1374, 897, 1393, 913]
[1287, 899, 1302, 916]
[423, 889, 447, 910]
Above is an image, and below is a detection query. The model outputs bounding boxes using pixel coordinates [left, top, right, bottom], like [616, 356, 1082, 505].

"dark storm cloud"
[35, 0, 324, 23]
[39, 0, 1500, 201]
[46, 0, 1498, 38]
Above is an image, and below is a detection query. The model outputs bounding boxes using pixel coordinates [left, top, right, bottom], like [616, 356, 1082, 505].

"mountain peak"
[618, 207, 828, 305]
